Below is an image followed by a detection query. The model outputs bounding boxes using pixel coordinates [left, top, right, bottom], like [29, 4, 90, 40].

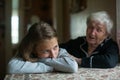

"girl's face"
[35, 37, 59, 58]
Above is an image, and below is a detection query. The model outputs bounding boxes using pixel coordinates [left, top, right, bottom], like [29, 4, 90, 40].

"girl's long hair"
[17, 22, 57, 62]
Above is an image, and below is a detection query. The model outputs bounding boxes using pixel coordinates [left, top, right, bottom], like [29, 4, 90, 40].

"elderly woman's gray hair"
[87, 11, 113, 35]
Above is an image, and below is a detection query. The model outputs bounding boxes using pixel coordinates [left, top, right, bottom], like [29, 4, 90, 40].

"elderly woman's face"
[34, 37, 59, 58]
[86, 20, 108, 46]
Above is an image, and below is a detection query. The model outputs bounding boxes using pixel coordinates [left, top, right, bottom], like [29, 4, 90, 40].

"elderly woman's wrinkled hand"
[69, 54, 82, 65]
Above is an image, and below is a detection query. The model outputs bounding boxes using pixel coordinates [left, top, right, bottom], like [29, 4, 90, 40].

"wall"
[53, 0, 64, 43]
[116, 0, 120, 54]
[0, 0, 6, 79]
[70, 0, 116, 40]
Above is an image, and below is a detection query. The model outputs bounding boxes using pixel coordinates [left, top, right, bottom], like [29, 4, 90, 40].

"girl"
[7, 22, 78, 73]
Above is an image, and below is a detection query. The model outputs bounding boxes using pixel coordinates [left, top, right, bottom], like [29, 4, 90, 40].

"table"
[4, 64, 120, 80]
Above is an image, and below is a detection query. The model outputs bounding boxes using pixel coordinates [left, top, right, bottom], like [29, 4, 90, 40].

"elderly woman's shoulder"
[76, 36, 86, 42]
[106, 38, 119, 48]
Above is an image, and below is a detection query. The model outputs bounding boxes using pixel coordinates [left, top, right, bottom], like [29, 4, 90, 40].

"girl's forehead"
[37, 37, 58, 45]
[40, 37, 57, 42]
[36, 37, 58, 50]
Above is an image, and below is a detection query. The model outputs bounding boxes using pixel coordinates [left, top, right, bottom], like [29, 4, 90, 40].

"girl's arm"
[39, 48, 78, 73]
[7, 58, 54, 74]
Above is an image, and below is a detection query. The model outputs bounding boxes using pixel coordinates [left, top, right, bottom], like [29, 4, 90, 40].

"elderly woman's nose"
[90, 29, 97, 35]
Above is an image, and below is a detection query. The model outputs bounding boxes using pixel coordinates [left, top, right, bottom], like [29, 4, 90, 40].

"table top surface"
[4, 64, 120, 80]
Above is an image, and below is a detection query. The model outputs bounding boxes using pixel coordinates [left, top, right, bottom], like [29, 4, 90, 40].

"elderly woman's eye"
[97, 28, 103, 32]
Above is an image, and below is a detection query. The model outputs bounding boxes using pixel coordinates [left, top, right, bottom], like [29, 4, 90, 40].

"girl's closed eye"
[53, 45, 59, 50]
[40, 50, 50, 54]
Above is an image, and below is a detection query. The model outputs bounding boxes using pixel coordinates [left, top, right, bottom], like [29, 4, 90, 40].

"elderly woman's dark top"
[60, 36, 119, 68]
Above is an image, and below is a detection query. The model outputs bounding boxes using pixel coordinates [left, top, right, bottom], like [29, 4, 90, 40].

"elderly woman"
[60, 11, 119, 68]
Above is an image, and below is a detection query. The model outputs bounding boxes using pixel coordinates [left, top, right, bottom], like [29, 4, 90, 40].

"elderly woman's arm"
[81, 42, 119, 68]
[60, 37, 119, 68]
